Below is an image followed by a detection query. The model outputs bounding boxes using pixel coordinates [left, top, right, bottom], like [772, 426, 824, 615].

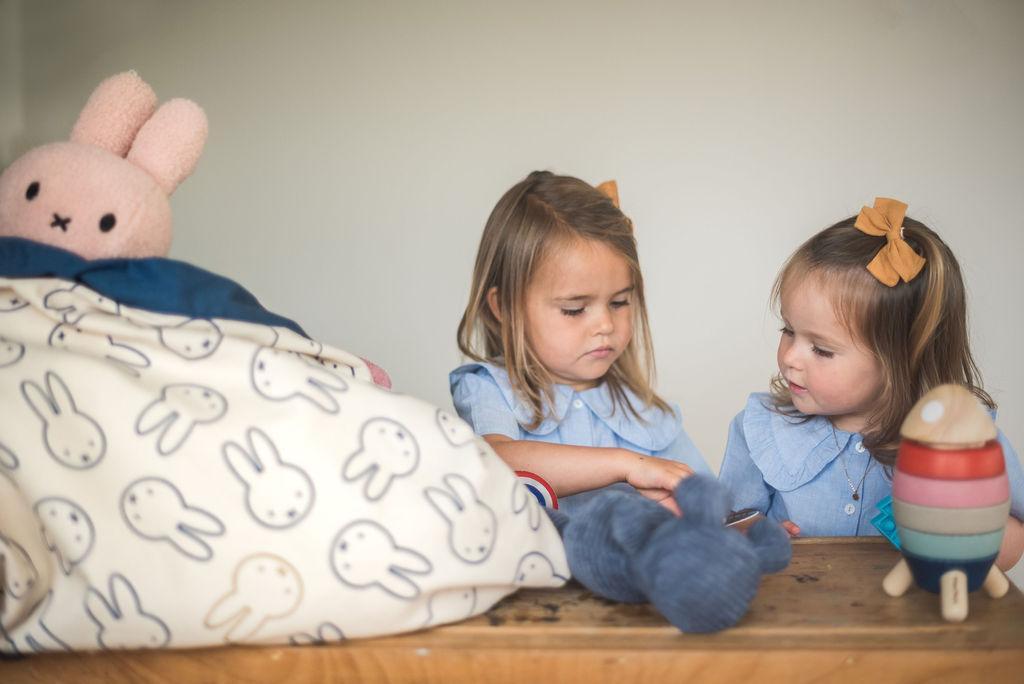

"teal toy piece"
[870, 495, 901, 549]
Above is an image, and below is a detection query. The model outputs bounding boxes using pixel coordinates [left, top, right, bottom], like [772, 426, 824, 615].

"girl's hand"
[624, 452, 693, 515]
[781, 520, 800, 537]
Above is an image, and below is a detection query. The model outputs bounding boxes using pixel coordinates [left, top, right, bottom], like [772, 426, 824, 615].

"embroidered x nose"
[50, 213, 71, 232]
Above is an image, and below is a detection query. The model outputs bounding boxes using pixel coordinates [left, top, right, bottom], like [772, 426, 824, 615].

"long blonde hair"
[457, 170, 669, 429]
[770, 215, 993, 465]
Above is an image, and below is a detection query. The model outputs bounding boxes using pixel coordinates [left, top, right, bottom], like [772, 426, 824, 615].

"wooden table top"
[4, 538, 1023, 683]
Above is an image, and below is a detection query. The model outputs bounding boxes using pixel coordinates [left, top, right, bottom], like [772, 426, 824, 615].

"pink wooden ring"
[897, 439, 1004, 480]
[892, 471, 1009, 508]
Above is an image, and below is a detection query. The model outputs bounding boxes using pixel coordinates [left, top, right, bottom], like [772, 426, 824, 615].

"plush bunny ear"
[70, 71, 158, 156]
[127, 98, 208, 195]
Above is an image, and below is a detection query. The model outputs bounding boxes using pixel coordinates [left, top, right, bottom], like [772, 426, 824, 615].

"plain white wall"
[3, 1, 1023, 578]
[0, 0, 20, 163]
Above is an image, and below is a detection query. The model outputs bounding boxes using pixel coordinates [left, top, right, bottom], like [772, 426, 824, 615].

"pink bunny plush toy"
[0, 70, 205, 258]
[0, 70, 391, 387]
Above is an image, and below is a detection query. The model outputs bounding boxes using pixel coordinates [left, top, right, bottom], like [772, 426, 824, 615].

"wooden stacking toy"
[882, 385, 1010, 621]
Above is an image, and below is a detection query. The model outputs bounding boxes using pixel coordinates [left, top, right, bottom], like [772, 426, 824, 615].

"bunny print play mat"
[0, 242, 568, 653]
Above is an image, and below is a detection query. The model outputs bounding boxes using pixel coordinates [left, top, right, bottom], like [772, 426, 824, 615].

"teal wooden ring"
[898, 527, 1005, 560]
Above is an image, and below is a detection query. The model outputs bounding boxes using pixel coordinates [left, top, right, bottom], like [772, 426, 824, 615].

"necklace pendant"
[852, 492, 860, 501]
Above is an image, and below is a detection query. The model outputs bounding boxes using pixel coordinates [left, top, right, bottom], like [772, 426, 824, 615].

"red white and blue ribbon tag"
[515, 470, 558, 509]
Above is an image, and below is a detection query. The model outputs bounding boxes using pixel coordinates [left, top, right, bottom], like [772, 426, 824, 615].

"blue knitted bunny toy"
[548, 475, 792, 633]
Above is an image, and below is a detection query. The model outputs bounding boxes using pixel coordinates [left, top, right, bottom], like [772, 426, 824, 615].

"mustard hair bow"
[854, 197, 926, 287]
[596, 180, 620, 208]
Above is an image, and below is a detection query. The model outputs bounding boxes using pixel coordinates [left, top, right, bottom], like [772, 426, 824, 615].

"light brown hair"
[770, 215, 994, 466]
[457, 170, 669, 428]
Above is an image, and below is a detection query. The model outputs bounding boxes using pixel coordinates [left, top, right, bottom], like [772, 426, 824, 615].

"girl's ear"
[486, 287, 501, 322]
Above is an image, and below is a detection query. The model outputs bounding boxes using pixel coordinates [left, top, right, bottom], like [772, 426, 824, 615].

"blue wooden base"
[903, 551, 997, 593]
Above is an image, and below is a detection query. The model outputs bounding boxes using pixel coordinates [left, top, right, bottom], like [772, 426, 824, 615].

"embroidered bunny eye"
[99, 213, 116, 232]
[26, 181, 40, 200]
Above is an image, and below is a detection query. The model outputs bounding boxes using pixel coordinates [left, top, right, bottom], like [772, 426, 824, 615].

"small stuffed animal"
[0, 71, 207, 259]
[0, 70, 392, 388]
[550, 475, 792, 633]
[883, 384, 1010, 621]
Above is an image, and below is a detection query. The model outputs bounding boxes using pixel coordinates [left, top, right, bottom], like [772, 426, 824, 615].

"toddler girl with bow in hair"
[451, 171, 711, 513]
[719, 198, 1024, 571]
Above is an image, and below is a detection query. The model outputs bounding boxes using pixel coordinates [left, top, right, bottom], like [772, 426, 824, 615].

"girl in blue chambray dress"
[719, 198, 1024, 571]
[451, 171, 710, 515]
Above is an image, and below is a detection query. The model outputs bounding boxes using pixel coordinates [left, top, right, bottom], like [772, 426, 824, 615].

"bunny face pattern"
[21, 371, 106, 469]
[4, 590, 72, 654]
[0, 288, 29, 312]
[34, 497, 95, 574]
[120, 478, 225, 561]
[0, 441, 18, 470]
[43, 285, 120, 324]
[343, 418, 421, 501]
[84, 573, 170, 649]
[48, 323, 150, 376]
[203, 553, 303, 643]
[251, 347, 348, 413]
[511, 480, 543, 531]
[222, 428, 315, 529]
[0, 335, 25, 367]
[135, 384, 228, 456]
[435, 409, 476, 447]
[158, 318, 223, 360]
[0, 534, 39, 599]
[330, 520, 432, 600]
[425, 474, 497, 564]
[513, 552, 567, 587]
[288, 622, 344, 646]
[423, 587, 478, 627]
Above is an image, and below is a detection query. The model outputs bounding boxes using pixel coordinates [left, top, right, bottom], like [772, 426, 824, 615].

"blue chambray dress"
[450, 361, 711, 513]
[719, 393, 1024, 537]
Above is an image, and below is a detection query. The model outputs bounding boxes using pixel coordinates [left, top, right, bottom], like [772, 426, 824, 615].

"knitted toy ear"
[745, 518, 793, 574]
[127, 99, 208, 195]
[673, 475, 732, 527]
[609, 494, 673, 554]
[70, 71, 157, 157]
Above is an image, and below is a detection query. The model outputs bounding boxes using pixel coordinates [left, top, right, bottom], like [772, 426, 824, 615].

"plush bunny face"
[0, 71, 206, 260]
[0, 142, 171, 259]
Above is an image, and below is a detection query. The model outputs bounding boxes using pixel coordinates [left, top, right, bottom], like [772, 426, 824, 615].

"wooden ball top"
[900, 384, 996, 448]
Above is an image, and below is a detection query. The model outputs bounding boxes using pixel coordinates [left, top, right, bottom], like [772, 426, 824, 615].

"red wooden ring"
[896, 439, 1005, 480]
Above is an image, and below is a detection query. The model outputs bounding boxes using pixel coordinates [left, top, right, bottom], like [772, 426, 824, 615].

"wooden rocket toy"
[882, 385, 1010, 621]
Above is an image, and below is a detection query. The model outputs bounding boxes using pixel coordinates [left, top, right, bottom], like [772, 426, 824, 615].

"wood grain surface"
[3, 538, 1022, 683]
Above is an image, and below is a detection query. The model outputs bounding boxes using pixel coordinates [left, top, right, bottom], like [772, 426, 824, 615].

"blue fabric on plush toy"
[0, 237, 306, 335]
[549, 475, 792, 633]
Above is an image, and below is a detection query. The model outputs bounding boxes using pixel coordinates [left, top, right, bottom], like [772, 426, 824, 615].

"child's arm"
[483, 434, 693, 504]
[997, 430, 1024, 570]
[996, 516, 1023, 571]
[452, 367, 692, 508]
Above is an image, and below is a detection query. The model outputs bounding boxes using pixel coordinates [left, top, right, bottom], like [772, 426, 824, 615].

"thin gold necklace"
[832, 425, 873, 500]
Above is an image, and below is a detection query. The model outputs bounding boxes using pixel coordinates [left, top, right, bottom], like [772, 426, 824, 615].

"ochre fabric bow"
[596, 180, 620, 208]
[854, 197, 926, 287]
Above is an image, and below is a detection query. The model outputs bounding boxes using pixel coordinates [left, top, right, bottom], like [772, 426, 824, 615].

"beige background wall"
[2, 1, 1022, 579]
